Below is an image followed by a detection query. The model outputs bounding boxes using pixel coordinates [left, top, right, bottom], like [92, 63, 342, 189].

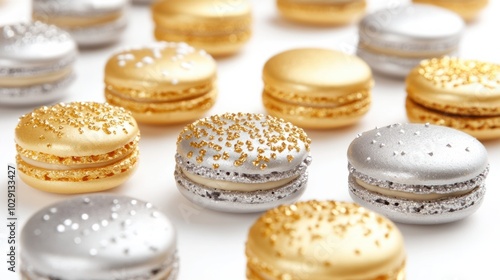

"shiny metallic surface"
[347, 123, 488, 185]
[0, 21, 77, 105]
[32, 0, 128, 46]
[349, 175, 485, 224]
[357, 3, 464, 77]
[175, 166, 308, 213]
[21, 194, 178, 280]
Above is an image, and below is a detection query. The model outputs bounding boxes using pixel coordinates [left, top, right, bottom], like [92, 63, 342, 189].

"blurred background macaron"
[21, 194, 178, 280]
[347, 123, 488, 224]
[104, 42, 217, 125]
[175, 113, 312, 213]
[0, 21, 77, 106]
[262, 48, 373, 129]
[15, 102, 140, 194]
[151, 0, 252, 56]
[406, 57, 500, 140]
[32, 0, 129, 47]
[276, 0, 367, 26]
[246, 200, 406, 280]
[357, 4, 464, 78]
[412, 0, 489, 21]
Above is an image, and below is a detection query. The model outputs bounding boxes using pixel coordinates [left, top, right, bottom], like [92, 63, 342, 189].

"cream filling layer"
[182, 169, 298, 192]
[356, 179, 473, 201]
[21, 154, 128, 170]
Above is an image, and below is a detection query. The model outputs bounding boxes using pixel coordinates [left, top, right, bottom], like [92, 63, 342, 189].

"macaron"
[104, 42, 217, 125]
[246, 200, 406, 280]
[406, 57, 500, 140]
[152, 0, 252, 56]
[357, 4, 464, 78]
[276, 0, 367, 26]
[413, 0, 488, 21]
[32, 0, 128, 47]
[0, 22, 77, 106]
[347, 123, 488, 224]
[262, 48, 373, 129]
[174, 113, 312, 213]
[21, 194, 178, 280]
[15, 102, 140, 194]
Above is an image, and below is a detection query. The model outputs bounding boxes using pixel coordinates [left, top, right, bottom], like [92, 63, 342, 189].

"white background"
[1, 0, 499, 279]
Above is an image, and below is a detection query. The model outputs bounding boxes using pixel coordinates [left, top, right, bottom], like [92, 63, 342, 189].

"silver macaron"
[32, 0, 129, 47]
[357, 4, 464, 78]
[21, 194, 178, 280]
[0, 21, 77, 105]
[347, 123, 488, 224]
[174, 113, 312, 213]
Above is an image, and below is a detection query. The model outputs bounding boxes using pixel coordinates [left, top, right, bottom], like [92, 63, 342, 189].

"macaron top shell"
[263, 48, 372, 97]
[21, 194, 176, 280]
[246, 201, 405, 279]
[347, 123, 488, 185]
[359, 4, 464, 53]
[33, 0, 128, 16]
[407, 57, 500, 114]
[15, 102, 139, 157]
[105, 42, 216, 94]
[0, 22, 76, 72]
[176, 113, 311, 174]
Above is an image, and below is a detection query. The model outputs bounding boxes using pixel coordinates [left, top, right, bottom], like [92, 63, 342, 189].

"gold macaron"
[412, 0, 488, 21]
[151, 0, 252, 56]
[262, 48, 373, 129]
[104, 42, 218, 125]
[406, 57, 500, 140]
[246, 200, 406, 280]
[15, 102, 140, 194]
[276, 0, 366, 26]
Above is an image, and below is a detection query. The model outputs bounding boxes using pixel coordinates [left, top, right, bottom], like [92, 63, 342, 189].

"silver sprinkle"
[379, 143, 385, 148]
[466, 147, 470, 152]
[111, 213, 119, 220]
[92, 224, 100, 231]
[130, 210, 136, 216]
[81, 213, 89, 220]
[83, 197, 91, 204]
[393, 151, 398, 156]
[113, 199, 119, 205]
[145, 203, 153, 209]
[34, 229, 41, 236]
[447, 144, 452, 148]
[375, 132, 381, 137]
[142, 56, 154, 64]
[401, 151, 406, 156]
[171, 78, 179, 85]
[370, 140, 377, 144]
[366, 157, 371, 162]
[89, 249, 98, 256]
[181, 61, 193, 70]
[63, 219, 72, 226]
[425, 123, 430, 127]
[151, 211, 160, 218]
[399, 129, 405, 134]
[428, 152, 434, 156]
[135, 62, 144, 68]
[398, 141, 403, 145]
[118, 60, 126, 67]
[101, 220, 109, 227]
[414, 131, 420, 136]
[356, 133, 363, 138]
[56, 225, 65, 233]
[74, 237, 82, 244]
[71, 223, 79, 230]
[122, 219, 132, 227]
[130, 200, 137, 205]
[124, 248, 130, 255]
[50, 208, 57, 213]
[43, 214, 50, 221]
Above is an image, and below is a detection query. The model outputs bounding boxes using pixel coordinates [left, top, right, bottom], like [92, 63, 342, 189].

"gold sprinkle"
[187, 151, 193, 158]
[212, 163, 219, 169]
[287, 155, 294, 162]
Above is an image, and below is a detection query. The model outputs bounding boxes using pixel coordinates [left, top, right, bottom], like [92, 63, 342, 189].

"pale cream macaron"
[406, 57, 500, 140]
[262, 48, 373, 129]
[276, 0, 367, 26]
[104, 42, 217, 125]
[15, 102, 140, 194]
[412, 0, 489, 21]
[246, 200, 406, 280]
[152, 0, 252, 56]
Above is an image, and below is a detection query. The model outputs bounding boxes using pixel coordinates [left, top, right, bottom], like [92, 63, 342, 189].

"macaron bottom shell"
[406, 98, 500, 141]
[16, 150, 138, 194]
[174, 166, 307, 213]
[348, 175, 486, 224]
[263, 91, 370, 129]
[105, 87, 217, 125]
[412, 0, 489, 21]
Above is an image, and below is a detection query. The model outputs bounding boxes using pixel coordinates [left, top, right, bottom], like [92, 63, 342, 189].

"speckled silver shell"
[357, 4, 464, 77]
[21, 194, 178, 280]
[32, 0, 128, 46]
[175, 165, 308, 213]
[0, 21, 77, 105]
[132, 0, 154, 5]
[347, 123, 488, 224]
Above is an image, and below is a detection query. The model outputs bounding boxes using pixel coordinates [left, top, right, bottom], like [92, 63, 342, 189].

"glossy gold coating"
[151, 0, 252, 56]
[262, 48, 373, 129]
[246, 201, 406, 280]
[413, 0, 488, 21]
